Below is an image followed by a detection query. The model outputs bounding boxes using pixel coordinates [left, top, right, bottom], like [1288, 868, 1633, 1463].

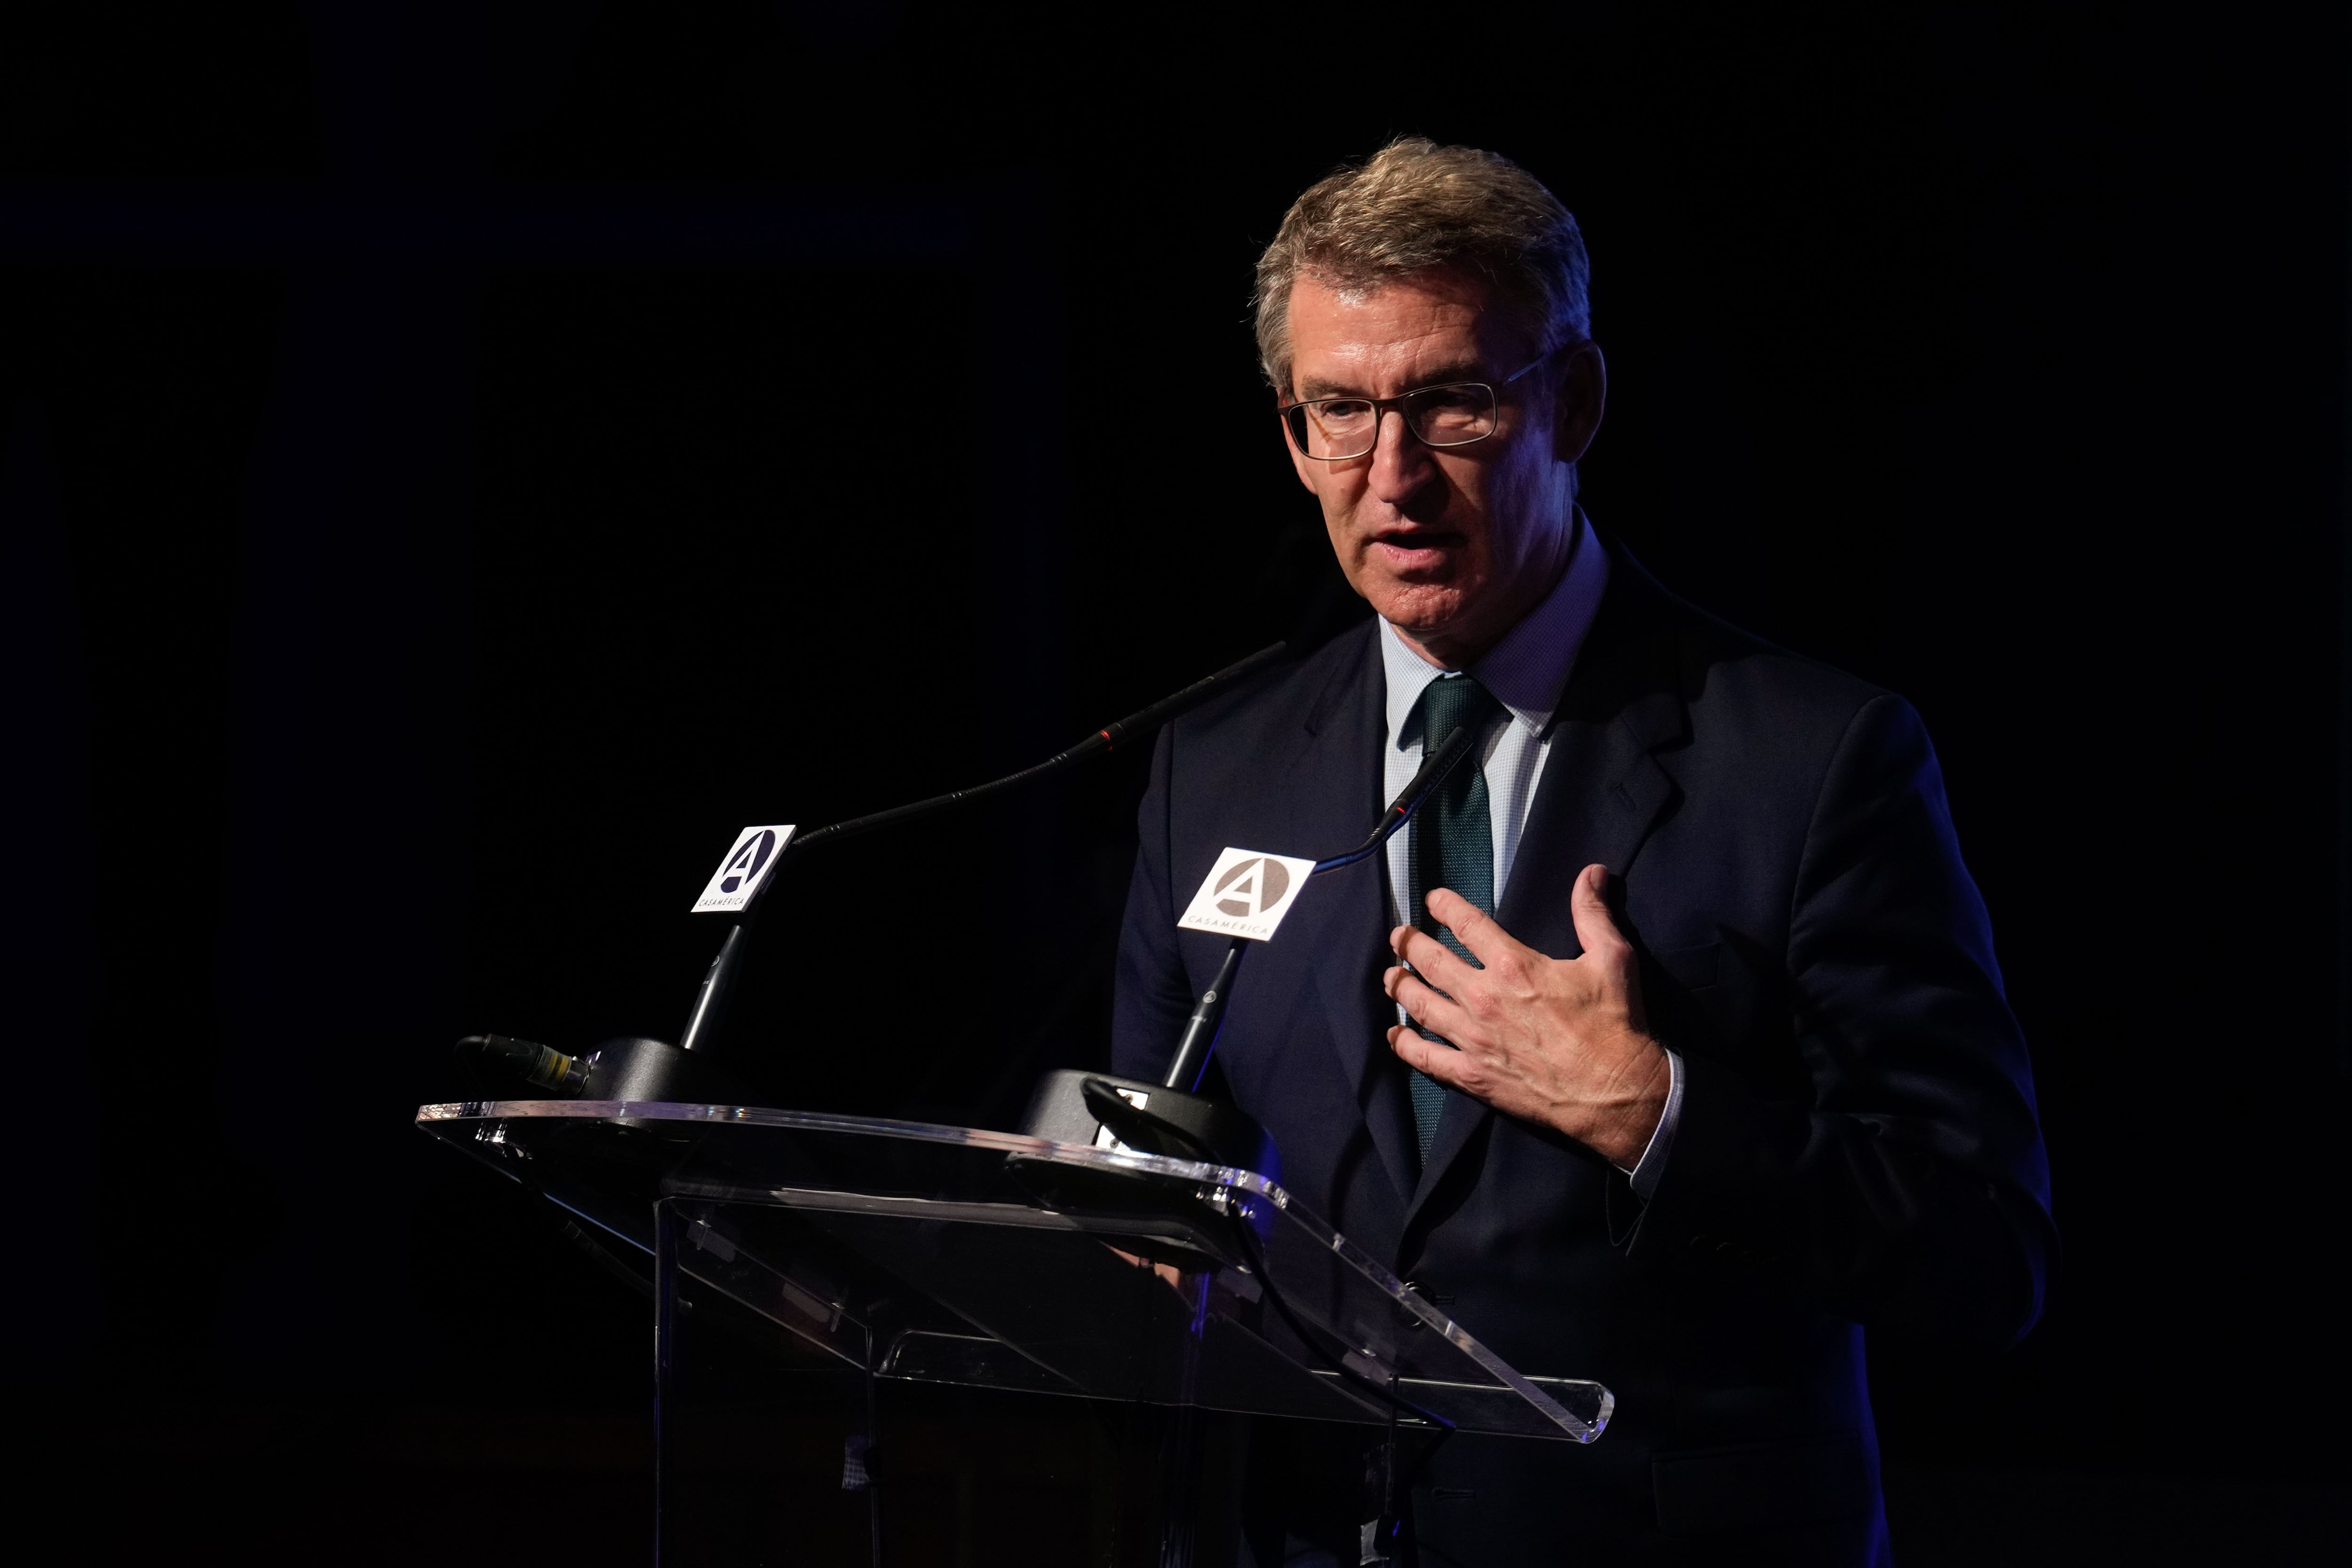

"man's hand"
[1384, 864, 1670, 1170]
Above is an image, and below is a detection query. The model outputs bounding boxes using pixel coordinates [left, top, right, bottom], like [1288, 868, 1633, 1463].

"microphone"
[456, 644, 1292, 1106]
[1307, 721, 1478, 878]
[781, 641, 1293, 861]
[1017, 722, 1479, 1170]
[1158, 723, 1476, 1093]
[673, 640, 1288, 1058]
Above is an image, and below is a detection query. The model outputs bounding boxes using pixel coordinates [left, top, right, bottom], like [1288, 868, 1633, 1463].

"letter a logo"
[719, 829, 777, 894]
[692, 824, 797, 913]
[1179, 847, 1316, 941]
[1214, 855, 1291, 917]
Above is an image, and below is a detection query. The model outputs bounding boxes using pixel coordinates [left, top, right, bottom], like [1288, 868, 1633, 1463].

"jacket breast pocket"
[1653, 941, 1721, 991]
[1643, 939, 1731, 1052]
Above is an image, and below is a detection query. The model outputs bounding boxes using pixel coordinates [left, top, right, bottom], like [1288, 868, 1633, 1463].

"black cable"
[1217, 1202, 1454, 1437]
[1081, 1090, 1454, 1434]
[1215, 1202, 1454, 1558]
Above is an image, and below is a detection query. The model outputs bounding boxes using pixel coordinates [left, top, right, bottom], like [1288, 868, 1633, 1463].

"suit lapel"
[1263, 625, 1421, 1204]
[1292, 871, 1420, 1203]
[1403, 544, 1689, 1229]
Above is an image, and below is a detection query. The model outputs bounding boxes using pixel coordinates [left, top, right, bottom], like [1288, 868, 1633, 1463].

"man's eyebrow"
[1294, 362, 1492, 399]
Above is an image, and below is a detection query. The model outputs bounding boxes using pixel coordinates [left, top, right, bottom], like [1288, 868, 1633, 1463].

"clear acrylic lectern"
[418, 1098, 1612, 1563]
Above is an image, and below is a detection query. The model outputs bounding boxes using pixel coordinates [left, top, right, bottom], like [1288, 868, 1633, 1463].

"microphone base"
[579, 1035, 751, 1105]
[1019, 1069, 1280, 1181]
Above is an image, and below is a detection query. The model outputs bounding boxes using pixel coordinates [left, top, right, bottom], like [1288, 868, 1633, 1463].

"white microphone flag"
[692, 825, 796, 913]
[1176, 847, 1319, 942]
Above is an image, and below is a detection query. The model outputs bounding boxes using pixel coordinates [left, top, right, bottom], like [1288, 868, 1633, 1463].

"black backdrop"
[2, 4, 2345, 1563]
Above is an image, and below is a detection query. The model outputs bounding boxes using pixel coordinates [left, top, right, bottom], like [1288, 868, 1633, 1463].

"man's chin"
[1366, 583, 1472, 644]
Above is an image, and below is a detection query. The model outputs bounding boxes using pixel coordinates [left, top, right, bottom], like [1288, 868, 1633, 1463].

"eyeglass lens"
[1287, 384, 1499, 460]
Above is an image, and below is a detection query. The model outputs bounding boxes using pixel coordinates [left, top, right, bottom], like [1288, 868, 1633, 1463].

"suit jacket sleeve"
[1629, 693, 2057, 1348]
[1111, 724, 1196, 1083]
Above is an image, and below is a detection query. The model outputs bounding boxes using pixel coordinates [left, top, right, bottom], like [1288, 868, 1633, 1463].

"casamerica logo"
[719, 830, 779, 895]
[1177, 846, 1317, 942]
[1213, 856, 1291, 917]
[692, 824, 797, 913]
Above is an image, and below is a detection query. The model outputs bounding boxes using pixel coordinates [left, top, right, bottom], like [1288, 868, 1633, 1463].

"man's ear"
[1550, 341, 1607, 467]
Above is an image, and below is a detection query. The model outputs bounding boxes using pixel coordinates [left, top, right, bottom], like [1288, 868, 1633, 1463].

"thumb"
[1569, 863, 1628, 959]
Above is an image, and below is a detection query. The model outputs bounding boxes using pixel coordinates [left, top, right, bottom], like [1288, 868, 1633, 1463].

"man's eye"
[1414, 388, 1483, 414]
[1317, 400, 1375, 422]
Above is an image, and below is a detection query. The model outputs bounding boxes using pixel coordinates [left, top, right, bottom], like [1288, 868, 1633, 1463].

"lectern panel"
[417, 1099, 1611, 1441]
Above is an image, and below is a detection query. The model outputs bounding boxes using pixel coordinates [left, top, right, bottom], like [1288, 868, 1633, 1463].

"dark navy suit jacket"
[1112, 540, 2055, 1566]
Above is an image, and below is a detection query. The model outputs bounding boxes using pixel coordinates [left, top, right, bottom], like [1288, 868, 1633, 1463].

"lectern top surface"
[417, 1098, 1611, 1442]
[419, 1094, 1286, 1191]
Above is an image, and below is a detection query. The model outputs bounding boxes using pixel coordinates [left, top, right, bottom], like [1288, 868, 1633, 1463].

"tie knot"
[1416, 674, 1502, 751]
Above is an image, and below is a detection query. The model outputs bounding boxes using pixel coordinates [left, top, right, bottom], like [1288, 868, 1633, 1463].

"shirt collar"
[1379, 508, 1613, 748]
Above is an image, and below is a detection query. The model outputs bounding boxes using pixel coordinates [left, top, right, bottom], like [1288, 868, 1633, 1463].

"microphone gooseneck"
[1310, 722, 1478, 877]
[1160, 723, 1475, 1092]
[1162, 941, 1248, 1092]
[676, 641, 1289, 1056]
[785, 641, 1290, 859]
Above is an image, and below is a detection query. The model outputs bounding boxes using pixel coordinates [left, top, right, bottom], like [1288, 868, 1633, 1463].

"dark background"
[2, 3, 2344, 1563]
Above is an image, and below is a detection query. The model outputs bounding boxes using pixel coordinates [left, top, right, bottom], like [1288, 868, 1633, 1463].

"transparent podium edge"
[419, 1098, 1614, 1441]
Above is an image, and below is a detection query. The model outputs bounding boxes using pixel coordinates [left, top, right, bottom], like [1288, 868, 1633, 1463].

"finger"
[1424, 887, 1530, 971]
[1569, 863, 1630, 959]
[1388, 1023, 1471, 1088]
[1391, 922, 1474, 996]
[1384, 964, 1471, 1042]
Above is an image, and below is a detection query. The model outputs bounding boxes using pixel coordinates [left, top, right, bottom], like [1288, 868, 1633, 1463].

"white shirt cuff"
[1621, 1049, 1684, 1202]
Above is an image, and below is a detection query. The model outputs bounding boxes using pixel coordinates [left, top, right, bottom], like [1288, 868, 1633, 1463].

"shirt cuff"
[1621, 1048, 1684, 1202]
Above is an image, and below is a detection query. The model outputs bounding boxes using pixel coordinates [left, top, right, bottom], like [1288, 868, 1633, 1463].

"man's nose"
[1365, 406, 1437, 503]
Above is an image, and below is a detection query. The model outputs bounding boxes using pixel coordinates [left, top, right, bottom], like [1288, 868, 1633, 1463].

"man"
[1112, 139, 2054, 1566]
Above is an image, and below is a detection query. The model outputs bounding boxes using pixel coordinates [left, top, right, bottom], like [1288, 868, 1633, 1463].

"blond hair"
[1252, 137, 1592, 392]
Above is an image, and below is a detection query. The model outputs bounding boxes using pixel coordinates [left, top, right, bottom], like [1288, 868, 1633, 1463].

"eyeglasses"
[1279, 352, 1550, 462]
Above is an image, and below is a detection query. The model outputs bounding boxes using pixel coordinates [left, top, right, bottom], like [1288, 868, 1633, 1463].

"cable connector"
[454, 1034, 592, 1096]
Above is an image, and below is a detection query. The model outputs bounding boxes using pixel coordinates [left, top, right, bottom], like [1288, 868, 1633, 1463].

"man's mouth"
[1369, 527, 1465, 571]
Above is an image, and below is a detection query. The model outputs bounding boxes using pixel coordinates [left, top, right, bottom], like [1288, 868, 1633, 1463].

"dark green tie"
[1406, 674, 1503, 1163]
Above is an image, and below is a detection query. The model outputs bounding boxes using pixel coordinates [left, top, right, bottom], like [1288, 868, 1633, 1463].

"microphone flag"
[1177, 847, 1319, 942]
[691, 825, 797, 914]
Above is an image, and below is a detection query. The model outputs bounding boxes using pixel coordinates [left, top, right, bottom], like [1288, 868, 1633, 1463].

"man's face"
[1282, 267, 1602, 666]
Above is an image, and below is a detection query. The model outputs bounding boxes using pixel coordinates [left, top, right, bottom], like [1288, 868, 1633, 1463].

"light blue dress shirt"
[1377, 511, 1685, 1198]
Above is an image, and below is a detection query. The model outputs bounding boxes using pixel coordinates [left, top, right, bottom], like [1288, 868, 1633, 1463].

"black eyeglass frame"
[1278, 350, 1553, 462]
